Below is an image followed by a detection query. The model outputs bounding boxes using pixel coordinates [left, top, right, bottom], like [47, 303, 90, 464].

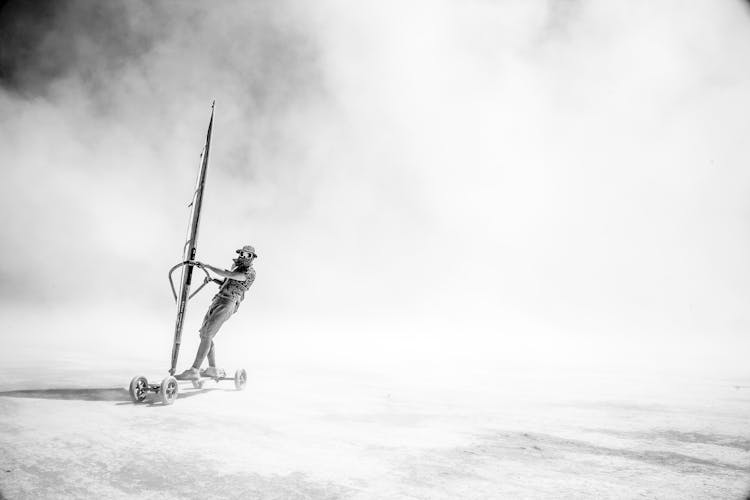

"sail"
[169, 102, 215, 375]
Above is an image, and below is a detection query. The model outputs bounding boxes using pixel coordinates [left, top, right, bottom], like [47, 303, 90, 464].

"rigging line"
[181, 148, 206, 260]
[187, 148, 205, 208]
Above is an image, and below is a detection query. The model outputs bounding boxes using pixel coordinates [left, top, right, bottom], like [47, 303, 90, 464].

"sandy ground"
[0, 362, 748, 499]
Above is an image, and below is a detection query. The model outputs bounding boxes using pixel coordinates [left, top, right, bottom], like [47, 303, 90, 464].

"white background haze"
[1, 0, 749, 378]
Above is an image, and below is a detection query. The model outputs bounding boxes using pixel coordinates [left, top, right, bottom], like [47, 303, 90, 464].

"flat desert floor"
[0, 362, 748, 499]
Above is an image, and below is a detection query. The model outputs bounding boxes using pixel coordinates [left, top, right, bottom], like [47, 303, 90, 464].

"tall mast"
[170, 102, 215, 375]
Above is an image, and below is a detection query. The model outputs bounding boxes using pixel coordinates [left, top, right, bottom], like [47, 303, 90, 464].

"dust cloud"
[1, 0, 750, 378]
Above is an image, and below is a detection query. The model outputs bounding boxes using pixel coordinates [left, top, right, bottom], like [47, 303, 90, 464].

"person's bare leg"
[207, 341, 216, 368]
[191, 338, 212, 369]
[182, 300, 232, 378]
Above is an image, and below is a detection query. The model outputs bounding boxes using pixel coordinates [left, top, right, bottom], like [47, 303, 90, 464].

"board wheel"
[158, 376, 179, 405]
[191, 379, 205, 389]
[234, 368, 247, 391]
[129, 376, 149, 403]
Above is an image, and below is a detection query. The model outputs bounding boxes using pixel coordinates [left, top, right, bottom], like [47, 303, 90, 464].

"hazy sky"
[1, 0, 749, 374]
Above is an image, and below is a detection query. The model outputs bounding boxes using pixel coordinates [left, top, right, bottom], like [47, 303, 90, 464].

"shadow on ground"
[0, 388, 130, 402]
[0, 386, 220, 404]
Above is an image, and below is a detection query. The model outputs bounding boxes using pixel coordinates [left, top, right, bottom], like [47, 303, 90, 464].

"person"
[175, 245, 257, 380]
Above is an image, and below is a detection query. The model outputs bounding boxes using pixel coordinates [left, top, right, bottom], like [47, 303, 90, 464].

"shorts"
[198, 297, 237, 340]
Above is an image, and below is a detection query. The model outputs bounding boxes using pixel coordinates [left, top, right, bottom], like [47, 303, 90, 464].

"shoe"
[175, 367, 200, 380]
[200, 366, 223, 378]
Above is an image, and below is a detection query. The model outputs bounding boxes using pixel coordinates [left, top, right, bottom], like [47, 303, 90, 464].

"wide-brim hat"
[236, 245, 257, 257]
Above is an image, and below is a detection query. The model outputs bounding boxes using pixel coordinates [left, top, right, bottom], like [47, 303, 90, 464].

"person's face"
[237, 252, 255, 263]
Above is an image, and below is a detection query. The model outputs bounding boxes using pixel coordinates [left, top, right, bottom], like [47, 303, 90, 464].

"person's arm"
[199, 262, 248, 281]
[203, 276, 224, 286]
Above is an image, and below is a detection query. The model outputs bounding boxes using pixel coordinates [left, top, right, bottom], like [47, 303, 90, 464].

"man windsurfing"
[175, 244, 257, 380]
